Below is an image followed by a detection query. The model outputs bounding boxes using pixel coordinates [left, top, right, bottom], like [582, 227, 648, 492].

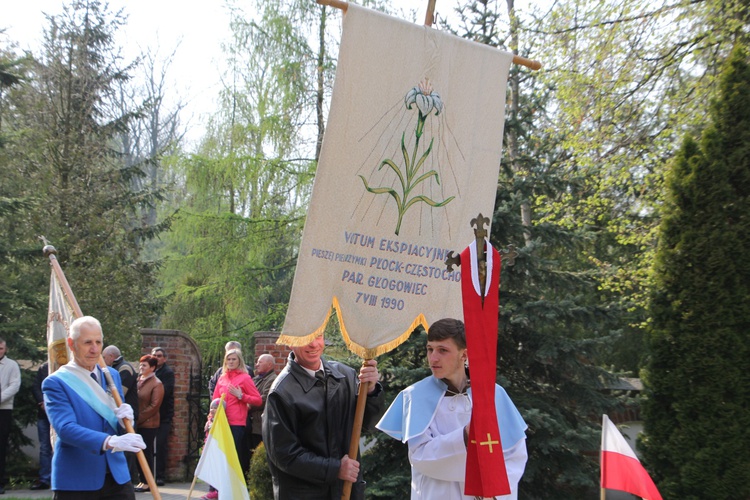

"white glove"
[108, 433, 146, 453]
[114, 403, 134, 422]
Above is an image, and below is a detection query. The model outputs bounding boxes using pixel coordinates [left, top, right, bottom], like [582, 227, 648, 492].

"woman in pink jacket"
[211, 348, 262, 466]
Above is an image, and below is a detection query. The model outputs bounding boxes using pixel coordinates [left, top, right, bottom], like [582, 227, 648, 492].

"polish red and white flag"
[601, 414, 663, 500]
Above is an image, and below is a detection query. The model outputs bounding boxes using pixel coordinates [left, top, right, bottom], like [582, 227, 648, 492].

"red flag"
[601, 414, 662, 500]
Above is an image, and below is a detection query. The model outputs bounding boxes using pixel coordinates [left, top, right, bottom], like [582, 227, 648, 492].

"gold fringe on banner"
[276, 296, 430, 359]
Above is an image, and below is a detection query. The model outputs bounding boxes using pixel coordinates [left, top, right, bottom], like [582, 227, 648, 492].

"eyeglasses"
[152, 353, 164, 358]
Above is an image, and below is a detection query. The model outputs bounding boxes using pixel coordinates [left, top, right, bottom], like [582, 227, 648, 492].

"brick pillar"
[140, 329, 202, 481]
[254, 331, 292, 373]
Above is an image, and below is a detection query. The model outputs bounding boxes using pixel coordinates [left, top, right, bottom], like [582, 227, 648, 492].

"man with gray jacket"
[0, 338, 21, 495]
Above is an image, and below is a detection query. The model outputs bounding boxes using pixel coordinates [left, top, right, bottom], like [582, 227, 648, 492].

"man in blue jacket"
[42, 316, 146, 499]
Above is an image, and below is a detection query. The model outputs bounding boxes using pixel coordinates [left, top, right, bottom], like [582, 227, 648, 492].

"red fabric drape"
[461, 242, 510, 497]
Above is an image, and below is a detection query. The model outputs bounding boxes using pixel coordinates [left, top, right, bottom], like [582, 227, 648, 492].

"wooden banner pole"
[341, 361, 372, 500]
[43, 244, 162, 500]
[315, 0, 542, 70]
[424, 0, 437, 27]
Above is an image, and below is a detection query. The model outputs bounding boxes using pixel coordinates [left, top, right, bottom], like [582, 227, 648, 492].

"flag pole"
[315, 0, 542, 70]
[186, 474, 199, 500]
[42, 243, 162, 500]
[424, 0, 437, 26]
[341, 359, 373, 500]
[43, 245, 83, 318]
[600, 414, 606, 500]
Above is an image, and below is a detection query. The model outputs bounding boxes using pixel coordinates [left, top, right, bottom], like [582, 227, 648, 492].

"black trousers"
[230, 425, 246, 478]
[239, 425, 252, 474]
[155, 422, 171, 480]
[249, 432, 262, 450]
[0, 409, 11, 487]
[138, 427, 158, 483]
[125, 451, 138, 484]
[53, 473, 135, 500]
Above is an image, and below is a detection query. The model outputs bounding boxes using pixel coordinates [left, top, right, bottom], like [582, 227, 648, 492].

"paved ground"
[3, 481, 211, 500]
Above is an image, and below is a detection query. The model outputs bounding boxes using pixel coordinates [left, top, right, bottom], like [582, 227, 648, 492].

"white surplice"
[407, 394, 527, 500]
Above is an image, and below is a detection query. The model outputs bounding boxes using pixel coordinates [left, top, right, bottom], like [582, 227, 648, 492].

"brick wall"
[140, 328, 202, 481]
[254, 331, 292, 373]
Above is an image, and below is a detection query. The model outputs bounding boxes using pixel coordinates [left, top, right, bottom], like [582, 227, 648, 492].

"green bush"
[248, 442, 274, 500]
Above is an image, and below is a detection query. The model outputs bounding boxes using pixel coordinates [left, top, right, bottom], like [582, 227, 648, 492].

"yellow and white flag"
[194, 395, 249, 500]
[47, 271, 75, 373]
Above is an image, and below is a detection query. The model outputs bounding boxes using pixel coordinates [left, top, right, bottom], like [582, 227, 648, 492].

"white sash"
[54, 362, 119, 431]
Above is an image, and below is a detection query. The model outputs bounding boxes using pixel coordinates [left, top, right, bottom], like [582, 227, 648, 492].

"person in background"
[151, 347, 174, 486]
[103, 346, 139, 419]
[249, 354, 277, 453]
[30, 361, 52, 491]
[207, 340, 254, 473]
[103, 345, 139, 483]
[42, 316, 145, 498]
[376, 318, 528, 500]
[133, 355, 164, 493]
[0, 338, 21, 495]
[212, 348, 261, 481]
[263, 335, 383, 500]
[207, 341, 254, 397]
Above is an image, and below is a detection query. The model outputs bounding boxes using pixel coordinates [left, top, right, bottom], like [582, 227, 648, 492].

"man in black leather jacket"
[151, 347, 174, 486]
[263, 335, 383, 500]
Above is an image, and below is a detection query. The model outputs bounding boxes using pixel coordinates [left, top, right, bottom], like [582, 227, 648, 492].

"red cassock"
[460, 239, 510, 497]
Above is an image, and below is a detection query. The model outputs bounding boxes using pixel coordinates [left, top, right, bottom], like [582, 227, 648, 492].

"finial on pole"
[445, 214, 517, 272]
[40, 236, 57, 257]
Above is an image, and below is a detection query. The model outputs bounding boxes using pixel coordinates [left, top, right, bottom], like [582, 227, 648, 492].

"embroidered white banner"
[47, 271, 74, 373]
[280, 4, 513, 358]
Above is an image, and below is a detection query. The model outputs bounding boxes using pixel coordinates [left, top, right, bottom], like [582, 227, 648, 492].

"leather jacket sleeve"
[264, 386, 342, 486]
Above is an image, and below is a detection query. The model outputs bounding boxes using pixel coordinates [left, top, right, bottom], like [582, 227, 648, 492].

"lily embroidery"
[359, 79, 454, 235]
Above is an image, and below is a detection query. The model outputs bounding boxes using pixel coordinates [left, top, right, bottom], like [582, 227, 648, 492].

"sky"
[2, 0, 434, 146]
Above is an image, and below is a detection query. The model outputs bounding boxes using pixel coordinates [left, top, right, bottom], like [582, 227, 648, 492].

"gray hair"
[69, 316, 103, 341]
[103, 345, 121, 357]
[258, 353, 274, 364]
[225, 341, 242, 352]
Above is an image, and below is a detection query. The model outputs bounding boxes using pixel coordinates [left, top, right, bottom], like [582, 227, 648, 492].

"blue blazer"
[42, 365, 130, 491]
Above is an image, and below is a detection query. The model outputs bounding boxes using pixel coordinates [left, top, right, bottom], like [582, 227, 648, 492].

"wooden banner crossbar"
[316, 0, 542, 70]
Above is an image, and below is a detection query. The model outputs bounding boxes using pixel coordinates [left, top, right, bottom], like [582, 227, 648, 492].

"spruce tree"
[641, 45, 750, 499]
[365, 1, 622, 497]
[2, 0, 163, 353]
[0, 51, 44, 359]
